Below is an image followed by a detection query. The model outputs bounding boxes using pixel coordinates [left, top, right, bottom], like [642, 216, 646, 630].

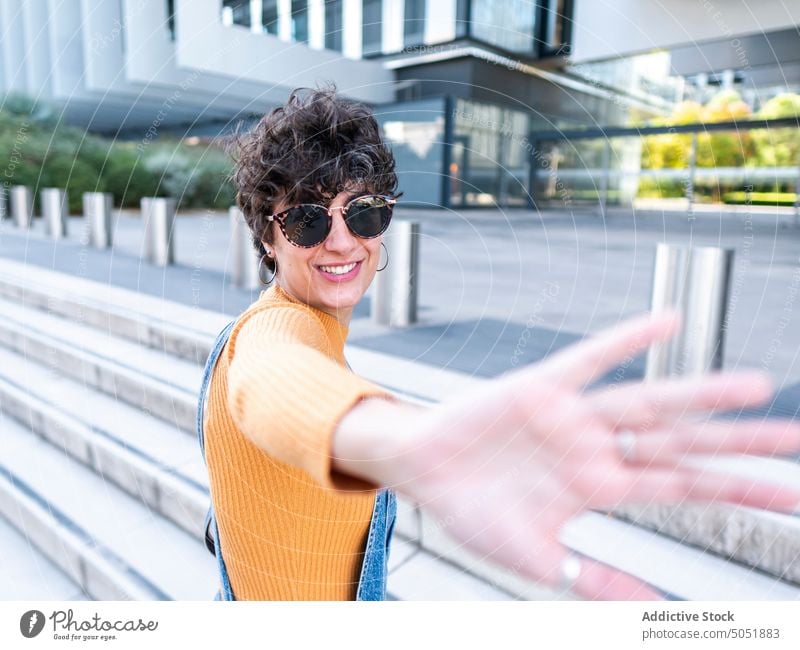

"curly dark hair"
[228, 82, 402, 273]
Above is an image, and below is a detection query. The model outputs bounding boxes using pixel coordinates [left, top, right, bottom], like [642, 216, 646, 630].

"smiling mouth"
[315, 260, 364, 279]
[316, 260, 363, 272]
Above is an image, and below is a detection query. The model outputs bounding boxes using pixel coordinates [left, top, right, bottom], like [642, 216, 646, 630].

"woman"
[200, 84, 800, 601]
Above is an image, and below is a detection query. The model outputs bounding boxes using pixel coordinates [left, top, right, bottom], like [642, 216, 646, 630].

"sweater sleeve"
[225, 305, 398, 493]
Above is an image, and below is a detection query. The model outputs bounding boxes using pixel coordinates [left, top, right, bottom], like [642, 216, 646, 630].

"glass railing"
[529, 118, 800, 215]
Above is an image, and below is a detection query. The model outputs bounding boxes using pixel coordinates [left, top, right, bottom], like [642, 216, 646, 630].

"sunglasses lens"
[283, 205, 328, 246]
[346, 196, 393, 238]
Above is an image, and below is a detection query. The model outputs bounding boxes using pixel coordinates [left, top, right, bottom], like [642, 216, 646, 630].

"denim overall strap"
[197, 319, 237, 465]
[197, 319, 237, 600]
[356, 487, 398, 600]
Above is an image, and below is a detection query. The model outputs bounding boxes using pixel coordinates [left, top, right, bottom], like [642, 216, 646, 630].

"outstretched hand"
[372, 312, 800, 600]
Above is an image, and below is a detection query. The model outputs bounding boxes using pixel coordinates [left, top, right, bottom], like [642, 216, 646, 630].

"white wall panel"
[572, 0, 800, 63]
[343, 0, 362, 60]
[425, 0, 456, 46]
[0, 0, 28, 93]
[22, 0, 52, 98]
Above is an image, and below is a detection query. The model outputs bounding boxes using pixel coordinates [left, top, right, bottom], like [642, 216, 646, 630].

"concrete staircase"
[0, 257, 799, 601]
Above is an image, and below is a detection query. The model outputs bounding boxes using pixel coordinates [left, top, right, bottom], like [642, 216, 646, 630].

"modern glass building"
[2, 0, 798, 209]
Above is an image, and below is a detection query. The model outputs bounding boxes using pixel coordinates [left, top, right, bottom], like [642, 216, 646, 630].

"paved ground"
[2, 204, 800, 405]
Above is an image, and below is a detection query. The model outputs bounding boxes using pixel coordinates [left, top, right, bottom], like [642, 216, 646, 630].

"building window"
[374, 97, 447, 208]
[325, 0, 343, 51]
[538, 0, 573, 56]
[471, 0, 536, 54]
[291, 0, 309, 43]
[166, 0, 176, 40]
[455, 0, 469, 38]
[262, 0, 279, 35]
[403, 0, 425, 48]
[362, 0, 382, 56]
[452, 98, 531, 207]
[222, 0, 251, 28]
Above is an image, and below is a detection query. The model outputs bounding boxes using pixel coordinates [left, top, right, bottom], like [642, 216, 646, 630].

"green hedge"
[0, 96, 235, 213]
[722, 191, 797, 206]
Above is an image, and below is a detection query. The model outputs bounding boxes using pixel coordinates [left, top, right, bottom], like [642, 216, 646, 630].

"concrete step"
[563, 510, 800, 600]
[393, 488, 800, 600]
[0, 257, 472, 403]
[0, 294, 200, 434]
[385, 536, 521, 601]
[0, 515, 89, 601]
[0, 343, 208, 540]
[0, 410, 217, 600]
[0, 257, 220, 366]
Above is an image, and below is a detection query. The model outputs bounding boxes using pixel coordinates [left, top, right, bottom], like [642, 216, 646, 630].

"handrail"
[530, 116, 800, 143]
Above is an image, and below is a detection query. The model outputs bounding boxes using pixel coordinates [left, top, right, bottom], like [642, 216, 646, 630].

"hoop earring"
[377, 242, 389, 272]
[258, 254, 277, 284]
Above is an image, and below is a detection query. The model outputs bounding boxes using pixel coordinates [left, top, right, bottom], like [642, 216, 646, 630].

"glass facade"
[362, 0, 382, 55]
[403, 0, 426, 48]
[471, 0, 537, 54]
[540, 0, 572, 55]
[325, 0, 343, 51]
[530, 137, 643, 207]
[262, 0, 279, 35]
[451, 98, 532, 207]
[531, 120, 800, 212]
[222, 0, 251, 28]
[291, 0, 309, 43]
[166, 0, 176, 40]
[216, 1, 574, 63]
[455, 0, 469, 38]
[374, 97, 447, 207]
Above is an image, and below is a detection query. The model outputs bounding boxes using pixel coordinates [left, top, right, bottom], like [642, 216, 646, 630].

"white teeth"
[319, 262, 357, 275]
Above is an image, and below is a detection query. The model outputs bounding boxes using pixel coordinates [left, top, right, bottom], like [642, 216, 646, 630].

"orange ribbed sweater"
[204, 284, 398, 600]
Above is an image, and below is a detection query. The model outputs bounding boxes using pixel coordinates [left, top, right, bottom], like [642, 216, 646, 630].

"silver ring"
[557, 552, 582, 594]
[615, 430, 637, 462]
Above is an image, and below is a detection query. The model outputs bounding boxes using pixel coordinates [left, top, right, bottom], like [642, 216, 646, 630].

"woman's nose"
[325, 207, 356, 247]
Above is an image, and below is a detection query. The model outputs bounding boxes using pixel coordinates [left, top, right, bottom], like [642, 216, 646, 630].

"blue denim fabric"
[198, 318, 397, 601]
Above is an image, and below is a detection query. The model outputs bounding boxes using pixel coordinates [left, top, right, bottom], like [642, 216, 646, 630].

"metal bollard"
[645, 243, 734, 379]
[82, 192, 114, 249]
[229, 206, 263, 289]
[371, 220, 420, 327]
[11, 185, 33, 228]
[140, 197, 153, 256]
[142, 197, 176, 266]
[41, 188, 69, 239]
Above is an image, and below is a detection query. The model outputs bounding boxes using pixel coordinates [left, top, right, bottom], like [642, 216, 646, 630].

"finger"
[469, 498, 663, 600]
[614, 418, 800, 467]
[531, 545, 664, 600]
[585, 370, 774, 431]
[598, 465, 800, 513]
[532, 311, 681, 392]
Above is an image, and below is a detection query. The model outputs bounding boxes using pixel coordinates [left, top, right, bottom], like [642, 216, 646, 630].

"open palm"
[380, 312, 800, 600]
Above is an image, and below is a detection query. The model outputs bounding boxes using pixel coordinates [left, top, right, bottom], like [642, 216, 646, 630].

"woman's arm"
[332, 395, 428, 488]
[330, 311, 800, 600]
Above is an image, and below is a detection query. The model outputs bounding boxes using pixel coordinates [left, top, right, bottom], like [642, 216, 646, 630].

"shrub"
[722, 191, 797, 207]
[1, 97, 236, 213]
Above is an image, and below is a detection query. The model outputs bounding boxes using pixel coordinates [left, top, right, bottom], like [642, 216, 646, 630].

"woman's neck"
[274, 282, 353, 329]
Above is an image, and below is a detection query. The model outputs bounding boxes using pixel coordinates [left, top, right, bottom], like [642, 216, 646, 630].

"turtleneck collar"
[259, 284, 350, 358]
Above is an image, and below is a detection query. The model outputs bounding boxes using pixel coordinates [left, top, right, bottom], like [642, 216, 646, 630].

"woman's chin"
[318, 290, 362, 309]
